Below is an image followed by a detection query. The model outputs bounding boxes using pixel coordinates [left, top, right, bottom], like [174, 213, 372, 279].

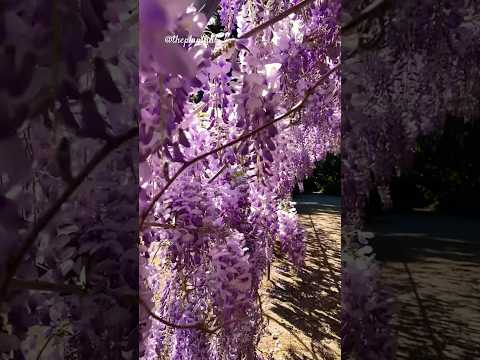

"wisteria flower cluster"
[342, 246, 396, 360]
[139, 0, 340, 358]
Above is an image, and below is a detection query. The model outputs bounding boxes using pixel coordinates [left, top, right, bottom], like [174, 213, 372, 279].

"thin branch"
[208, 164, 228, 184]
[342, 0, 388, 34]
[36, 331, 56, 360]
[10, 278, 234, 336]
[1, 127, 138, 298]
[140, 64, 339, 227]
[10, 279, 87, 295]
[239, 0, 315, 40]
[209, 314, 250, 333]
[16, 278, 215, 335]
[5, 279, 219, 348]
[141, 295, 251, 334]
[140, 297, 212, 332]
[35, 323, 72, 360]
[144, 222, 176, 229]
[208, 140, 245, 183]
[212, 0, 316, 60]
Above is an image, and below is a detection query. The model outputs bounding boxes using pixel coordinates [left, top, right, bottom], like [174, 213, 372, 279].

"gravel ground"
[258, 194, 341, 360]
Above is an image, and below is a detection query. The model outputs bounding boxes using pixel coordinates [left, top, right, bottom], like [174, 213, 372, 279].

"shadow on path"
[369, 211, 480, 359]
[261, 194, 341, 360]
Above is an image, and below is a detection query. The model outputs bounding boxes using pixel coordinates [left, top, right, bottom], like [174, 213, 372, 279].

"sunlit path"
[259, 194, 341, 360]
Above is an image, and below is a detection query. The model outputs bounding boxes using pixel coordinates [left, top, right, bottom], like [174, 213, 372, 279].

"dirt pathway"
[258, 195, 341, 360]
[370, 212, 480, 359]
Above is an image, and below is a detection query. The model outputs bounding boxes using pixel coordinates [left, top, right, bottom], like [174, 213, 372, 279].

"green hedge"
[299, 152, 341, 195]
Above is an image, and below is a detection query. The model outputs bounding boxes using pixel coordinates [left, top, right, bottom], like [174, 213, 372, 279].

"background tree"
[390, 116, 480, 215]
[301, 152, 341, 195]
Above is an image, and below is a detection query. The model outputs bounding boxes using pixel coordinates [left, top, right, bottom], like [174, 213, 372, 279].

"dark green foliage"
[390, 116, 480, 216]
[301, 152, 341, 195]
[205, 10, 224, 35]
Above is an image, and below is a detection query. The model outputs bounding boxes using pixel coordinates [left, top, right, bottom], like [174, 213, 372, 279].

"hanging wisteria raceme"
[219, 0, 244, 32]
[139, 0, 340, 358]
[342, 1, 480, 358]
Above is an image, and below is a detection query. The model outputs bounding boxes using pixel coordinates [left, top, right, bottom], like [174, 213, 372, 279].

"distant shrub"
[299, 153, 340, 195]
